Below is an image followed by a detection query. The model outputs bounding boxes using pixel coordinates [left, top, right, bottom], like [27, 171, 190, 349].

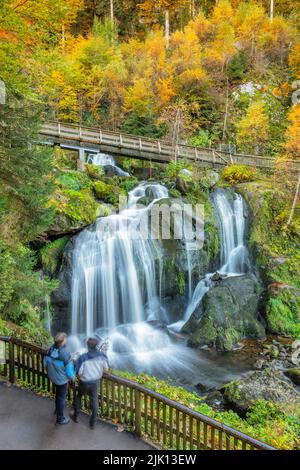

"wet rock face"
[51, 238, 74, 333]
[187, 274, 266, 351]
[222, 368, 300, 413]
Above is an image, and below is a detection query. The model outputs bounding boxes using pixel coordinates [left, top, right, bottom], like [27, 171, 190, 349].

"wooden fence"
[40, 121, 300, 172]
[0, 336, 276, 451]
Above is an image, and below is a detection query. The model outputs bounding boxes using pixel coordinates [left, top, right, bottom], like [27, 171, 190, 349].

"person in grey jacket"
[72, 337, 109, 429]
[44, 332, 75, 425]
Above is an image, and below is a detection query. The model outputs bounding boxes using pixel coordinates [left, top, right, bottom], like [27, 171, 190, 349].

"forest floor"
[0, 380, 152, 450]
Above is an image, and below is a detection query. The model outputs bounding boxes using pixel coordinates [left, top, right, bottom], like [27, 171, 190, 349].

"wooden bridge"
[0, 335, 275, 450]
[40, 121, 300, 171]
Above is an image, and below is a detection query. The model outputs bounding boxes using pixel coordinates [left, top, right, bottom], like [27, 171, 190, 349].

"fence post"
[9, 340, 15, 384]
[135, 389, 142, 437]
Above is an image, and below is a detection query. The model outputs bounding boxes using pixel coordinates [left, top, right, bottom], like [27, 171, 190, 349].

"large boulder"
[222, 369, 300, 413]
[187, 274, 265, 351]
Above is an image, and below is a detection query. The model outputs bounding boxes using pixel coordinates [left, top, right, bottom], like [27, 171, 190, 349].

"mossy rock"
[93, 181, 124, 207]
[49, 188, 100, 234]
[222, 369, 300, 413]
[40, 236, 70, 277]
[266, 287, 300, 338]
[236, 182, 300, 338]
[85, 164, 104, 180]
[188, 274, 265, 351]
[285, 369, 300, 385]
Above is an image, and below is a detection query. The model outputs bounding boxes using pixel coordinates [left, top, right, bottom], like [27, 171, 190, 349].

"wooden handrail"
[39, 121, 300, 171]
[0, 335, 276, 450]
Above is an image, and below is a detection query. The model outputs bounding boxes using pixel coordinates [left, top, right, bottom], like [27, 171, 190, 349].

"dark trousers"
[55, 383, 68, 423]
[74, 380, 99, 425]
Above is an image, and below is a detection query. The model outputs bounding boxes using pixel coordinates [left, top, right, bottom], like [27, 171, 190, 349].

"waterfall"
[68, 182, 253, 385]
[171, 189, 250, 331]
[213, 190, 249, 275]
[71, 182, 167, 337]
[44, 295, 51, 332]
[87, 152, 130, 177]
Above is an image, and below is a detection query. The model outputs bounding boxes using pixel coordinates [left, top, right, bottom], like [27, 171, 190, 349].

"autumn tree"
[236, 100, 270, 154]
[138, 0, 191, 46]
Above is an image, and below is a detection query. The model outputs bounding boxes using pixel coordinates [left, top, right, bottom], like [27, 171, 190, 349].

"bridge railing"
[0, 336, 275, 450]
[40, 121, 300, 171]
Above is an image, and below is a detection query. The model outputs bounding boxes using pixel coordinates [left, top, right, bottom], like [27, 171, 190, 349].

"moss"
[266, 289, 300, 338]
[56, 170, 92, 191]
[189, 315, 217, 347]
[177, 271, 186, 295]
[0, 317, 52, 347]
[116, 370, 300, 449]
[59, 188, 99, 224]
[85, 164, 104, 180]
[93, 181, 124, 207]
[40, 236, 69, 277]
[237, 182, 300, 338]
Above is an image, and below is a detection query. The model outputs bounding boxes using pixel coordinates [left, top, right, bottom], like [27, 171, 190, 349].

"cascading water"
[71, 182, 167, 337]
[87, 152, 130, 177]
[68, 183, 253, 387]
[170, 189, 250, 332]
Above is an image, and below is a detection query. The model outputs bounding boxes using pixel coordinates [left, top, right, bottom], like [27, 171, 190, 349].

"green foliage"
[53, 148, 77, 170]
[40, 236, 70, 277]
[0, 243, 57, 327]
[57, 171, 92, 191]
[0, 93, 55, 242]
[122, 112, 167, 138]
[222, 164, 256, 184]
[165, 160, 193, 181]
[227, 51, 248, 81]
[238, 182, 300, 337]
[0, 241, 14, 310]
[85, 164, 104, 180]
[189, 129, 216, 148]
[0, 317, 52, 348]
[58, 189, 99, 224]
[93, 181, 124, 206]
[116, 371, 300, 449]
[266, 289, 300, 338]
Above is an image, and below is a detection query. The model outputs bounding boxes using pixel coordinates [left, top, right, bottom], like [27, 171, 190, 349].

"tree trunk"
[287, 172, 300, 226]
[165, 9, 170, 48]
[110, 0, 114, 25]
[270, 0, 274, 22]
[191, 0, 195, 18]
[222, 78, 229, 141]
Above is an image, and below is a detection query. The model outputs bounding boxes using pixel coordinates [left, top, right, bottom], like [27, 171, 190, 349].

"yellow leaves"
[124, 78, 154, 115]
[236, 100, 269, 153]
[284, 105, 300, 158]
[156, 77, 175, 105]
[212, 0, 234, 25]
[176, 68, 207, 88]
[289, 41, 300, 79]
[189, 12, 211, 41]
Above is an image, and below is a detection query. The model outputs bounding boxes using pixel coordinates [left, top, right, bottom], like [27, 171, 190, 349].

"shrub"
[165, 160, 193, 181]
[58, 189, 98, 224]
[93, 181, 123, 207]
[222, 164, 256, 185]
[57, 171, 92, 191]
[85, 164, 104, 180]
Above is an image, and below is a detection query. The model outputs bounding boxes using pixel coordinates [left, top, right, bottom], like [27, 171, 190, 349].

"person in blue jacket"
[44, 332, 75, 425]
